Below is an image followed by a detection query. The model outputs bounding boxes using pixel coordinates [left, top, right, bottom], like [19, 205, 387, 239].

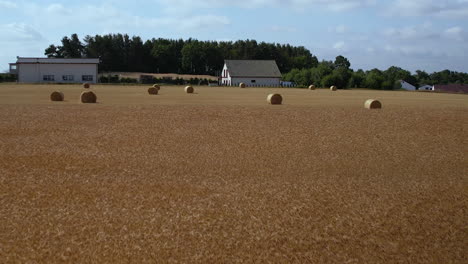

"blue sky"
[1, 0, 467, 73]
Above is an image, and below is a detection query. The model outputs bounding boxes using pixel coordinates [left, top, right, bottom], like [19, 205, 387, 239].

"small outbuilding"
[10, 57, 99, 83]
[417, 85, 433, 91]
[220, 60, 282, 87]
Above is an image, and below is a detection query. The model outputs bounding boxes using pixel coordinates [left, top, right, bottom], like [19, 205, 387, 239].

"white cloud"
[329, 25, 349, 34]
[20, 2, 229, 33]
[141, 15, 230, 30]
[0, 23, 44, 42]
[382, 23, 466, 43]
[383, 23, 438, 41]
[333, 41, 346, 51]
[444, 26, 466, 40]
[388, 0, 468, 17]
[270, 25, 298, 32]
[156, 0, 376, 12]
[0, 0, 16, 8]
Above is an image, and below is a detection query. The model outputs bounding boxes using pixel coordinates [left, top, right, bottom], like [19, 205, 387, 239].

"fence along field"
[0, 83, 466, 262]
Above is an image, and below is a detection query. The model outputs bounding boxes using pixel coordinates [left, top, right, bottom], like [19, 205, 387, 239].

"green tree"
[181, 40, 206, 74]
[364, 69, 385, 90]
[321, 74, 339, 88]
[44, 44, 62, 58]
[334, 55, 350, 69]
[331, 67, 352, 88]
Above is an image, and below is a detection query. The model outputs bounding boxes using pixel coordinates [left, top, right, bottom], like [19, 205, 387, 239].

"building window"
[63, 75, 74, 81]
[251, 80, 256, 83]
[82, 75, 93, 81]
[43, 75, 55, 81]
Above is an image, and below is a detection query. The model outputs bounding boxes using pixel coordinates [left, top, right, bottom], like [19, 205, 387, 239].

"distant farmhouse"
[10, 57, 99, 83]
[417, 85, 433, 91]
[415, 84, 468, 93]
[220, 60, 282, 87]
[398, 80, 416, 91]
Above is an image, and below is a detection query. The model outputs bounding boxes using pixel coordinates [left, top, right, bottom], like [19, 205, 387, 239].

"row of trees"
[283, 56, 468, 89]
[45, 34, 318, 75]
[44, 34, 468, 89]
[0, 74, 17, 82]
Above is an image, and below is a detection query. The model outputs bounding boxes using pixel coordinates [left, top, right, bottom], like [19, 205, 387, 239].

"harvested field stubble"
[0, 102, 466, 263]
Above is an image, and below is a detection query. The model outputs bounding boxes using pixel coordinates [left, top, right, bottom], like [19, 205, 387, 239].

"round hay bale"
[185, 86, 194, 94]
[267, 94, 283, 105]
[148, 87, 159, 95]
[330, 86, 337, 91]
[152, 84, 160, 90]
[149, 87, 159, 94]
[308, 85, 316, 90]
[83, 83, 90, 89]
[239, 83, 246, 88]
[80, 91, 97, 103]
[364, 99, 382, 109]
[50, 91, 64, 102]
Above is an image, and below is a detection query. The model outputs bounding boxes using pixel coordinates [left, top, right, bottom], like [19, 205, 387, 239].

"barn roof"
[16, 57, 99, 64]
[225, 60, 282, 78]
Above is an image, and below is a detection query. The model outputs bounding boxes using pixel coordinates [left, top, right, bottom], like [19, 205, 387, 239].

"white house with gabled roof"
[220, 60, 282, 87]
[398, 80, 416, 91]
[9, 57, 99, 83]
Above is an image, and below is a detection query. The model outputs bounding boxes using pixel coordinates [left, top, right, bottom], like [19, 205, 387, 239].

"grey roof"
[16, 57, 99, 64]
[225, 60, 282, 78]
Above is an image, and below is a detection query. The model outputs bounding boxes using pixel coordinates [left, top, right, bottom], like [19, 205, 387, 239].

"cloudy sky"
[1, 0, 467, 73]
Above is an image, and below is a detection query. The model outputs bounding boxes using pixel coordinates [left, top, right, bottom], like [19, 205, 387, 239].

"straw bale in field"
[365, 99, 382, 109]
[309, 85, 316, 90]
[240, 83, 246, 88]
[80, 91, 97, 103]
[148, 87, 159, 95]
[50, 91, 64, 102]
[330, 86, 337, 91]
[185, 86, 194, 94]
[267, 94, 283, 105]
[152, 84, 160, 90]
[83, 83, 90, 89]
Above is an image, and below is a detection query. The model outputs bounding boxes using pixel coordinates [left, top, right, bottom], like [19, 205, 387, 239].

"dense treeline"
[283, 58, 468, 89]
[45, 34, 318, 75]
[45, 34, 468, 89]
[0, 73, 17, 82]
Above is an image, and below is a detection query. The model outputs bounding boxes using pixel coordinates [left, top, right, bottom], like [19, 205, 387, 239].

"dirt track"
[0, 85, 466, 262]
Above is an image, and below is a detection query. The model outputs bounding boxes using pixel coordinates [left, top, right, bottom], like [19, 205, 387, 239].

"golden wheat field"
[0, 84, 466, 263]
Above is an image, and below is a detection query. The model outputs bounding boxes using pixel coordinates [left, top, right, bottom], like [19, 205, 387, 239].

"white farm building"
[220, 60, 282, 87]
[9, 57, 99, 83]
[417, 85, 434, 91]
[398, 80, 416, 91]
